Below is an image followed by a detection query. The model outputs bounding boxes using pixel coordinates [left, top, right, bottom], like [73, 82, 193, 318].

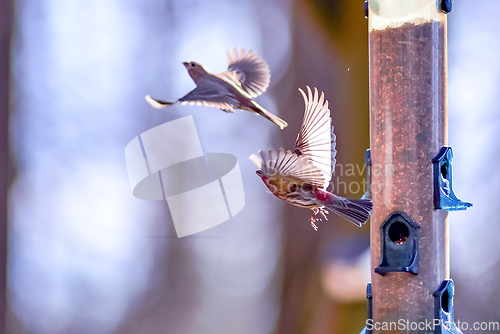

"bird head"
[256, 170, 272, 187]
[183, 61, 207, 84]
[255, 170, 279, 195]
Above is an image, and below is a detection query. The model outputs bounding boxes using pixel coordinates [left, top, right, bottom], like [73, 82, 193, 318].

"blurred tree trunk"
[273, 1, 369, 333]
[0, 0, 12, 332]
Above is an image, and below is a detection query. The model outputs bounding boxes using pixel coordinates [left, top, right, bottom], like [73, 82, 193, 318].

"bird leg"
[309, 216, 319, 231]
[309, 208, 320, 231]
[309, 207, 330, 231]
[318, 207, 329, 220]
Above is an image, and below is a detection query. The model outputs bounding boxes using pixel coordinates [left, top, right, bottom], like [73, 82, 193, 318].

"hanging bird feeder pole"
[361, 0, 471, 333]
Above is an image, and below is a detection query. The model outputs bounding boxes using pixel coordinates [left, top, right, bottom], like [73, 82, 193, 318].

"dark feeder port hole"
[441, 290, 450, 313]
[441, 160, 449, 179]
[388, 221, 409, 244]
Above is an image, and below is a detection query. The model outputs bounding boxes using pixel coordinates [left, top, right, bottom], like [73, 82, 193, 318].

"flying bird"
[250, 86, 373, 230]
[145, 48, 288, 130]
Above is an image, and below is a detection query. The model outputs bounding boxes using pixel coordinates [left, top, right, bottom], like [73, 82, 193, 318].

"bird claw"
[319, 208, 329, 221]
[309, 217, 319, 231]
[309, 207, 329, 230]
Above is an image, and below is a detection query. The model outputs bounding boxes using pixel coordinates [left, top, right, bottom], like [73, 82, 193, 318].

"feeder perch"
[432, 146, 472, 211]
[433, 280, 463, 334]
[361, 149, 371, 200]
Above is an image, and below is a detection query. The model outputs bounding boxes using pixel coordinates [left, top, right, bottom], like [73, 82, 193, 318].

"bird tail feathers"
[145, 95, 175, 109]
[323, 195, 373, 227]
[250, 101, 288, 130]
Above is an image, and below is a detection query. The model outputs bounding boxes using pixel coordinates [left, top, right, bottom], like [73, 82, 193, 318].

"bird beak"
[182, 62, 189, 68]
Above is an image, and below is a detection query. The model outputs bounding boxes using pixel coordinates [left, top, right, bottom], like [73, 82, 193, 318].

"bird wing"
[294, 86, 336, 190]
[251, 148, 325, 189]
[215, 48, 271, 98]
[178, 81, 239, 111]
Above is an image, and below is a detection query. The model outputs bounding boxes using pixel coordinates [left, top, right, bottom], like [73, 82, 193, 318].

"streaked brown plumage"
[250, 86, 372, 230]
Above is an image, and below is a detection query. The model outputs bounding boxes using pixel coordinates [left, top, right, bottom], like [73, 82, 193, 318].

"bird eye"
[302, 184, 313, 192]
[191, 63, 195, 67]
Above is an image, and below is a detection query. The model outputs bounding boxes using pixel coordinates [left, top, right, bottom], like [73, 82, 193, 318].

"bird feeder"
[360, 0, 470, 333]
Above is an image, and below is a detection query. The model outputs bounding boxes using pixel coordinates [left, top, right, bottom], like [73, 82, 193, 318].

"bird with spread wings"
[146, 48, 288, 129]
[250, 86, 372, 230]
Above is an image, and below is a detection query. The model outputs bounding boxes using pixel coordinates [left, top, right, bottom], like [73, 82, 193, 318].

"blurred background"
[0, 0, 499, 333]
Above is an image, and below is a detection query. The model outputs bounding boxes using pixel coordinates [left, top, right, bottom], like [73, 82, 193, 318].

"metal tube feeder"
[360, 0, 471, 333]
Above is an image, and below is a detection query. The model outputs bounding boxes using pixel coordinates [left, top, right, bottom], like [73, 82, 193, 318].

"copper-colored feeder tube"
[368, 2, 449, 333]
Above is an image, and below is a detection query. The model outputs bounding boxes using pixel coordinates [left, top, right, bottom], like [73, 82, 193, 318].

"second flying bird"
[146, 48, 288, 130]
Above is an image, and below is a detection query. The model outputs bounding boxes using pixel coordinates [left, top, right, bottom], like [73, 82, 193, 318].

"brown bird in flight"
[146, 48, 288, 129]
[250, 86, 373, 230]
